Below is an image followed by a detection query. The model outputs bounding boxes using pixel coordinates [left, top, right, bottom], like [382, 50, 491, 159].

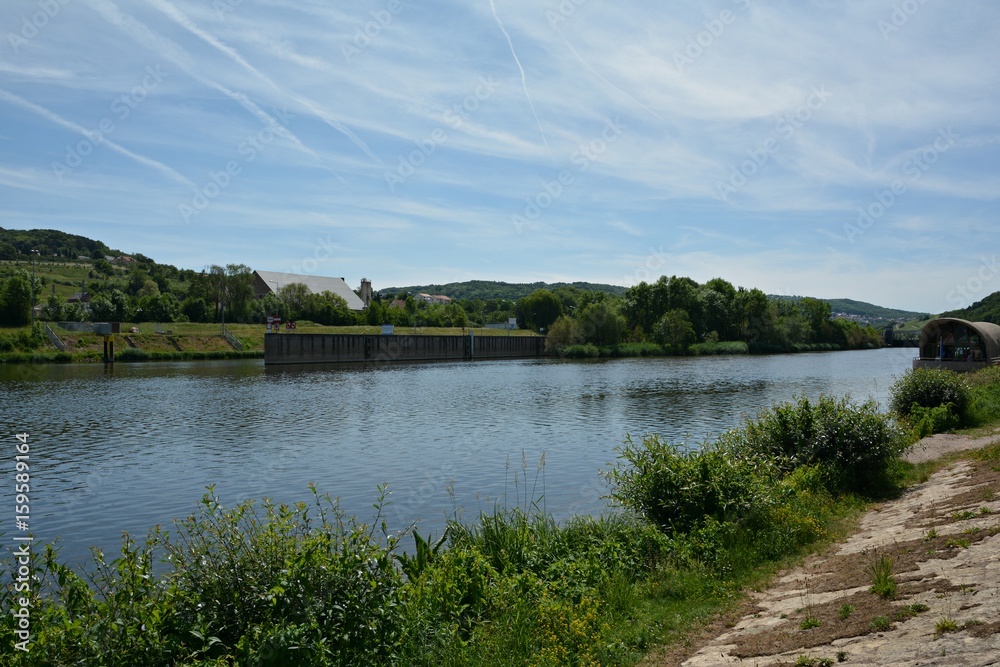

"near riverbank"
[653, 430, 1000, 666]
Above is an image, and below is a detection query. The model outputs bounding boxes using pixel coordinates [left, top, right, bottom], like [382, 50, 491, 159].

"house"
[417, 293, 452, 305]
[912, 318, 1000, 371]
[68, 291, 91, 303]
[252, 270, 366, 311]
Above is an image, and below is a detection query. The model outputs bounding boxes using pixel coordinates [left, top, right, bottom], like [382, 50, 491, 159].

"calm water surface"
[0, 348, 915, 565]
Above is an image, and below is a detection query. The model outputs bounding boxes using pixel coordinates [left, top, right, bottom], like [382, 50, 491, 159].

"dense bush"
[717, 395, 908, 494]
[604, 436, 778, 534]
[889, 368, 969, 418]
[909, 403, 961, 437]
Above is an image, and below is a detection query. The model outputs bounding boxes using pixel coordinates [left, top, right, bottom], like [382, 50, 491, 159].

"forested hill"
[0, 227, 124, 261]
[383, 280, 627, 301]
[770, 295, 928, 325]
[940, 291, 1000, 324]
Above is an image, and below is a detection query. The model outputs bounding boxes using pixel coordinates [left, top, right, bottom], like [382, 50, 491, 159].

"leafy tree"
[137, 293, 181, 322]
[545, 314, 582, 353]
[41, 294, 63, 321]
[518, 289, 563, 331]
[93, 258, 116, 276]
[799, 297, 832, 340]
[278, 282, 311, 316]
[578, 301, 625, 346]
[90, 288, 130, 321]
[181, 296, 210, 323]
[0, 274, 33, 326]
[655, 309, 696, 350]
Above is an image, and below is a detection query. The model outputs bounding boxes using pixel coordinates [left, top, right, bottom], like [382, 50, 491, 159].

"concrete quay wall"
[264, 333, 546, 365]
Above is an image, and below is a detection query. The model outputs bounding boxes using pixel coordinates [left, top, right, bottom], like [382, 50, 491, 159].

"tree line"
[520, 275, 884, 352]
[0, 246, 884, 350]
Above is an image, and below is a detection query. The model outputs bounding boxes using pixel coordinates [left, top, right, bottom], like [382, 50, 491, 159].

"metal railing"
[44, 324, 66, 351]
[222, 325, 243, 351]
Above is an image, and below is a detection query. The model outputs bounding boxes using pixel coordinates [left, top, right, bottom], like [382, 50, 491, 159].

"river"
[0, 347, 915, 566]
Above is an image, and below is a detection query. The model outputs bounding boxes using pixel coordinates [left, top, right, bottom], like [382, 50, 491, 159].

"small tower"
[360, 278, 373, 307]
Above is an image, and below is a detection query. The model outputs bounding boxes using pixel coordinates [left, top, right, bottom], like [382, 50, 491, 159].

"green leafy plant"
[800, 616, 822, 630]
[889, 368, 969, 419]
[870, 615, 892, 631]
[837, 604, 854, 619]
[867, 552, 897, 599]
[935, 617, 959, 634]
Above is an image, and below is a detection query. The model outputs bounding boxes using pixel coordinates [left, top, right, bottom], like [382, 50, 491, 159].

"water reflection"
[0, 348, 914, 566]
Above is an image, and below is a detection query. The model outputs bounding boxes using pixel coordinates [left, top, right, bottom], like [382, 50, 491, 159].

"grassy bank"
[557, 339, 879, 359]
[6, 376, 967, 666]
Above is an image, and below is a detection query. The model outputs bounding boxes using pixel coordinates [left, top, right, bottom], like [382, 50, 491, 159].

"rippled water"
[0, 348, 915, 565]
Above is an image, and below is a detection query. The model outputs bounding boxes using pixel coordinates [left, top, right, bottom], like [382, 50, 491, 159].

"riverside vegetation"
[3, 228, 889, 362]
[6, 366, 998, 666]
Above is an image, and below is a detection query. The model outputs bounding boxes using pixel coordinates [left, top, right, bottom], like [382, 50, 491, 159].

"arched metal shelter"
[913, 318, 1000, 371]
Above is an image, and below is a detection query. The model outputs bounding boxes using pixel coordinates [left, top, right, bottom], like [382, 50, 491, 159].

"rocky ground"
[648, 430, 1000, 667]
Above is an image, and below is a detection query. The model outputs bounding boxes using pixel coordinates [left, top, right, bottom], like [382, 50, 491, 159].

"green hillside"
[940, 291, 1000, 324]
[383, 280, 627, 301]
[770, 295, 928, 327]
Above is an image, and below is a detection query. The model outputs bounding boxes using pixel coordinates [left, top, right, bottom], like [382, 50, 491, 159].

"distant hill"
[939, 291, 1000, 324]
[770, 295, 929, 327]
[0, 227, 122, 261]
[382, 280, 627, 301]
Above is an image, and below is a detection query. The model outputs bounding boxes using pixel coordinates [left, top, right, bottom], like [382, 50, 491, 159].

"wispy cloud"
[0, 87, 193, 187]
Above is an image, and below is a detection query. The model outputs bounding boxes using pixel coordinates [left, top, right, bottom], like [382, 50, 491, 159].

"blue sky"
[1, 0, 998, 312]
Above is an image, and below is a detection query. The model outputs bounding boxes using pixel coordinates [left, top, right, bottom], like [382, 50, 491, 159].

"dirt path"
[650, 431, 1000, 667]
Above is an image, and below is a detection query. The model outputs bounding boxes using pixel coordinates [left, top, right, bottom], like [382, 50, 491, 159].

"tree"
[0, 274, 33, 326]
[545, 314, 582, 353]
[93, 258, 116, 276]
[181, 296, 210, 323]
[799, 298, 832, 341]
[278, 282, 311, 317]
[137, 293, 181, 322]
[90, 289, 130, 322]
[41, 294, 63, 321]
[655, 309, 696, 351]
[518, 289, 563, 331]
[578, 301, 625, 346]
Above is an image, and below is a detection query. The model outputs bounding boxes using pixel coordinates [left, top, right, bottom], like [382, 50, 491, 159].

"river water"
[0, 348, 915, 566]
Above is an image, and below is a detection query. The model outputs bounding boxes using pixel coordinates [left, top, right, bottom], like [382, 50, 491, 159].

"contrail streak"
[0, 87, 194, 187]
[84, 0, 322, 165]
[554, 25, 663, 122]
[489, 0, 549, 150]
[148, 0, 381, 166]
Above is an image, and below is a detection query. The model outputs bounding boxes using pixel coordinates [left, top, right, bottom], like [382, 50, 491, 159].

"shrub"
[604, 435, 778, 534]
[909, 403, 960, 437]
[718, 395, 908, 495]
[889, 368, 969, 418]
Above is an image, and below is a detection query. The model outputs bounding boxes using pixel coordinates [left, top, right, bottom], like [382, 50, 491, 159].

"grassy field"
[0, 259, 99, 301]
